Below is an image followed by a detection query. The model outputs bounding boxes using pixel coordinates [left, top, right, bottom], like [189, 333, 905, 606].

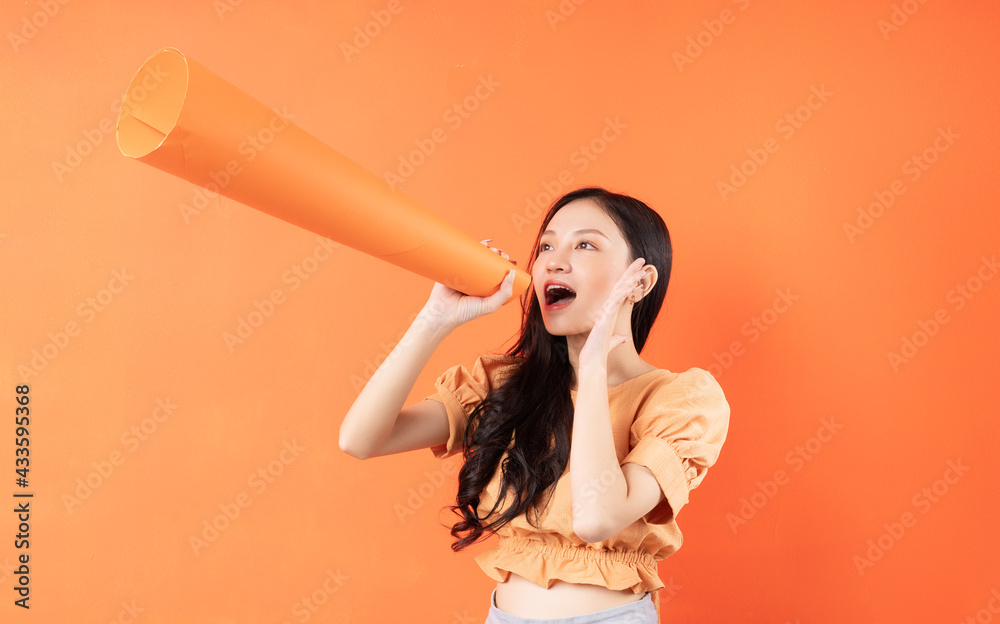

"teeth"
[545, 284, 576, 305]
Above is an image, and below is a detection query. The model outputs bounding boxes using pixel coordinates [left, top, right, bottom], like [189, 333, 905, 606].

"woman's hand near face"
[578, 257, 648, 367]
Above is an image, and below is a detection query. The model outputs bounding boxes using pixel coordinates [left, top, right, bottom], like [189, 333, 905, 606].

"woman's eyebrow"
[541, 228, 610, 240]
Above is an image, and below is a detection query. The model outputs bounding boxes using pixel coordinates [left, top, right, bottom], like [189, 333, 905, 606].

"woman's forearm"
[338, 310, 453, 458]
[569, 364, 628, 542]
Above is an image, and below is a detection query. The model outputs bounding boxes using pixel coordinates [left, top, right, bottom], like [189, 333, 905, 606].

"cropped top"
[423, 353, 731, 619]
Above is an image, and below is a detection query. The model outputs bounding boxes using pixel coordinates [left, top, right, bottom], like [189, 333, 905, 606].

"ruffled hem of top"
[474, 535, 664, 594]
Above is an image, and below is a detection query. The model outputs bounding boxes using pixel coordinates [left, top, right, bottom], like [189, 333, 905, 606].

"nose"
[546, 246, 570, 272]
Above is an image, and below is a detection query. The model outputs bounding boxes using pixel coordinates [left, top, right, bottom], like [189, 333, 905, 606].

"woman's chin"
[541, 318, 564, 335]
[542, 318, 583, 337]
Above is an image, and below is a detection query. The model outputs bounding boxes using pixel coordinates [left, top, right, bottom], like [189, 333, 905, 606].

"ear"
[637, 265, 658, 297]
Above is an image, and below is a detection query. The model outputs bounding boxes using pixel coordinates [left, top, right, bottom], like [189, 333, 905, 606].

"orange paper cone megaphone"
[115, 47, 531, 303]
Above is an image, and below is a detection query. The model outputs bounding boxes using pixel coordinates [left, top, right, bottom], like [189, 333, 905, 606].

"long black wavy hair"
[443, 187, 673, 551]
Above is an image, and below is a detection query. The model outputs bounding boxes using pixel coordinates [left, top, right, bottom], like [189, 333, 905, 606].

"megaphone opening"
[116, 48, 189, 159]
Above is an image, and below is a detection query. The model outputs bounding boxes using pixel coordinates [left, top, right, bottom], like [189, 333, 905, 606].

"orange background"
[2, 1, 998, 622]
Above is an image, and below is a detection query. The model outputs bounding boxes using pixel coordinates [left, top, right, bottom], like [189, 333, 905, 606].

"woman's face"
[532, 198, 633, 336]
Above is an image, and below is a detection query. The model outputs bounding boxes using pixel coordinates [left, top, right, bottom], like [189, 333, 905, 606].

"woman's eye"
[537, 241, 594, 252]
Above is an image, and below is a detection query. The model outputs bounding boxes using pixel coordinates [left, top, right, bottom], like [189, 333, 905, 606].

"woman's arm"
[569, 366, 628, 541]
[570, 257, 660, 541]
[339, 244, 517, 459]
[338, 310, 454, 459]
[570, 366, 664, 542]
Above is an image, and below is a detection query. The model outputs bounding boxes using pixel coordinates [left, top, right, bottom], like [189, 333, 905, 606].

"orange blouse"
[424, 353, 730, 619]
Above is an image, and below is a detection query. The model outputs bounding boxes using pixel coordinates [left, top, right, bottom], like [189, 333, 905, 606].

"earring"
[630, 283, 643, 303]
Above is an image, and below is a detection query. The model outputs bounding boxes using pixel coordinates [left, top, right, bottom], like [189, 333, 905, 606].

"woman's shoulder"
[476, 353, 523, 376]
[637, 365, 725, 400]
[478, 352, 522, 364]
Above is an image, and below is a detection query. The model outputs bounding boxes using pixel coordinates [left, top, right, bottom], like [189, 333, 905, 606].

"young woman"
[340, 187, 730, 623]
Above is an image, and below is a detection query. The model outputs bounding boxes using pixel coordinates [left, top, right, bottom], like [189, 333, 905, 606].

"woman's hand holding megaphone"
[420, 239, 519, 331]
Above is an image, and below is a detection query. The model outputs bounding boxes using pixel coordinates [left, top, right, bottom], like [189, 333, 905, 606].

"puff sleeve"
[622, 368, 730, 525]
[424, 355, 508, 459]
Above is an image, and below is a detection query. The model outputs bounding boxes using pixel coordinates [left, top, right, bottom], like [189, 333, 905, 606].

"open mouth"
[544, 284, 577, 307]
